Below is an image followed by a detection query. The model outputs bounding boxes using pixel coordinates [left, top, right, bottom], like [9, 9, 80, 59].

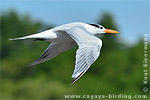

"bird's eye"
[100, 27, 103, 29]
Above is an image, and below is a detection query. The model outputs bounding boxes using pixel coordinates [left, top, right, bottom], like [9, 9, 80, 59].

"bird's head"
[87, 24, 119, 35]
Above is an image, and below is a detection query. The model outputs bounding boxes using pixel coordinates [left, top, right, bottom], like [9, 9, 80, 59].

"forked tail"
[9, 36, 29, 40]
[9, 33, 45, 41]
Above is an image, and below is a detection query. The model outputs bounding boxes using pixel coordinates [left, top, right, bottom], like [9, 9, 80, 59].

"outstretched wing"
[62, 28, 102, 85]
[29, 42, 75, 66]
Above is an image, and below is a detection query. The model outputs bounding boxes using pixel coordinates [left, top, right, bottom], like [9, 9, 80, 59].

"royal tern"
[9, 22, 119, 85]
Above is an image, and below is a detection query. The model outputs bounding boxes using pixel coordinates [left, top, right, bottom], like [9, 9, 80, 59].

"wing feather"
[29, 42, 75, 66]
[62, 28, 102, 84]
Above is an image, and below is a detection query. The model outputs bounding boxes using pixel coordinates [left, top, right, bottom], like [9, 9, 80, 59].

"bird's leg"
[34, 38, 46, 41]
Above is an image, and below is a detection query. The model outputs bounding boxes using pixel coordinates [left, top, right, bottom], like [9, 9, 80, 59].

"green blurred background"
[0, 0, 149, 99]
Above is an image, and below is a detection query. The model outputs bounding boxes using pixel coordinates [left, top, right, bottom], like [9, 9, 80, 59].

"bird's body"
[9, 22, 119, 84]
[10, 22, 100, 42]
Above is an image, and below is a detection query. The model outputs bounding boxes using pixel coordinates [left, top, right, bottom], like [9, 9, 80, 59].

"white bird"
[9, 22, 119, 85]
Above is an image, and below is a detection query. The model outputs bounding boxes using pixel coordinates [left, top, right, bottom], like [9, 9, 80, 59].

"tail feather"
[9, 33, 42, 41]
[9, 37, 28, 40]
[8, 30, 53, 41]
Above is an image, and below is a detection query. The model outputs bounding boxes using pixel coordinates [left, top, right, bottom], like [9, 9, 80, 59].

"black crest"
[88, 24, 100, 28]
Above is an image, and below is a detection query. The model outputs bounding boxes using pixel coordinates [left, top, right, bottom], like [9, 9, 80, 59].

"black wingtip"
[69, 71, 85, 85]
[69, 78, 77, 85]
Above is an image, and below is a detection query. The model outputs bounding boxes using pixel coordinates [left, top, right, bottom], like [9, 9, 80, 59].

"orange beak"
[104, 29, 119, 33]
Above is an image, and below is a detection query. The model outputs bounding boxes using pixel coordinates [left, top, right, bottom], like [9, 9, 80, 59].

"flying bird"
[9, 22, 119, 85]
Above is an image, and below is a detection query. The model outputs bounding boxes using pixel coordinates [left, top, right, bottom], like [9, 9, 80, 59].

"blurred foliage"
[0, 11, 149, 99]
